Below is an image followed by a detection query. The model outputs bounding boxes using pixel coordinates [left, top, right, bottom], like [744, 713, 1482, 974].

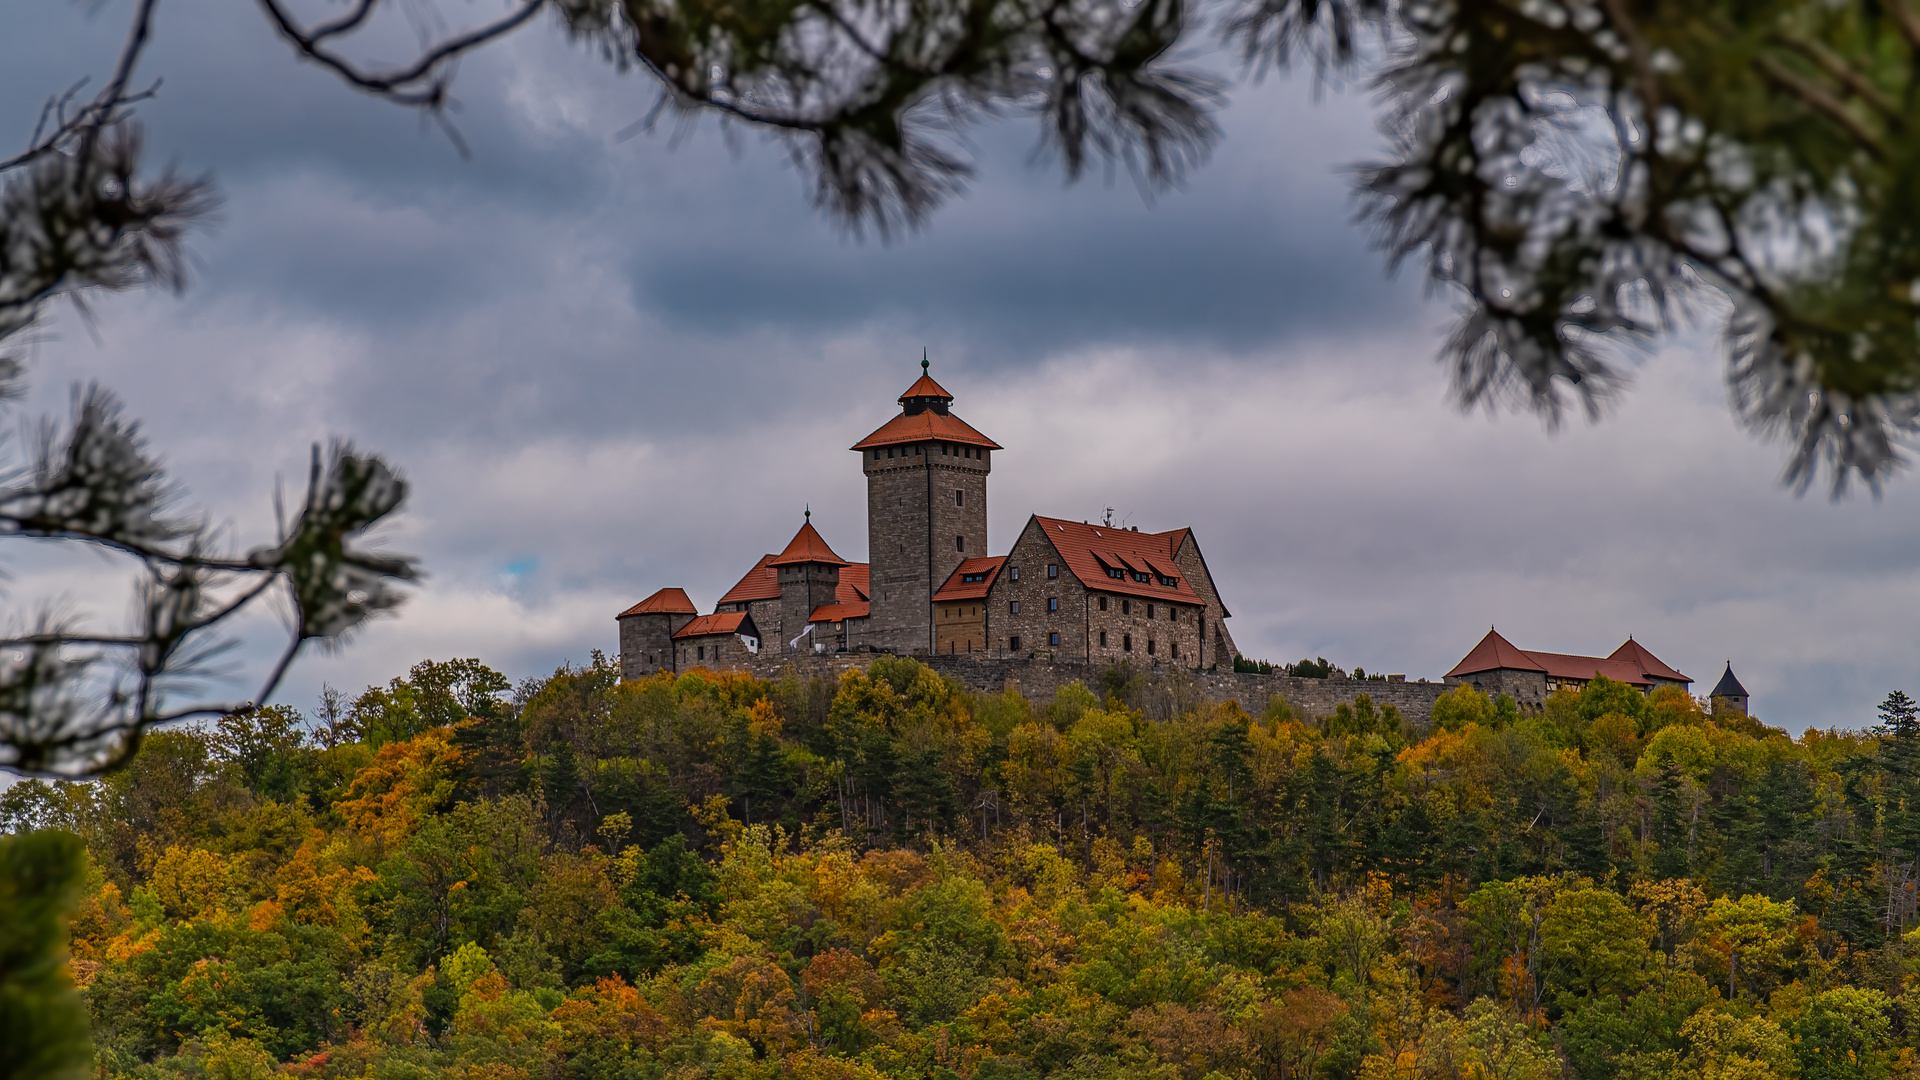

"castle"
[616, 360, 1241, 679]
[614, 361, 1755, 724]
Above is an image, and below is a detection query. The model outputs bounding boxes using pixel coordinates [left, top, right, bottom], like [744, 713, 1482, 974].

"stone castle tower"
[852, 359, 1001, 654]
[772, 512, 847, 651]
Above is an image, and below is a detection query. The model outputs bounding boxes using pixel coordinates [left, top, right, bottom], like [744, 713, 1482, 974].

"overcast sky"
[6, 0, 1917, 732]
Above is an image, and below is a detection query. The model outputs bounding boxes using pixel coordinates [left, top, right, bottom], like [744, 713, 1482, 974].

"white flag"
[788, 622, 814, 649]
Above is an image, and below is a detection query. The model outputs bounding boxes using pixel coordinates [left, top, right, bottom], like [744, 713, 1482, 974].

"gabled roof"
[1525, 651, 1653, 687]
[851, 410, 1002, 451]
[809, 601, 870, 622]
[1031, 516, 1205, 604]
[1448, 629, 1693, 688]
[1711, 663, 1749, 698]
[1610, 638, 1691, 683]
[1446, 629, 1547, 677]
[932, 557, 1005, 602]
[899, 372, 954, 402]
[717, 555, 779, 606]
[618, 587, 697, 618]
[674, 611, 754, 639]
[1154, 526, 1231, 619]
[768, 518, 850, 567]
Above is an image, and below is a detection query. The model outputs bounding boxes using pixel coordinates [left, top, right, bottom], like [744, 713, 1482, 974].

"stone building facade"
[615, 359, 1242, 682]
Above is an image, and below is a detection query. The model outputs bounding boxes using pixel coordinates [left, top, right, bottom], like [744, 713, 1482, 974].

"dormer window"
[1159, 575, 1177, 586]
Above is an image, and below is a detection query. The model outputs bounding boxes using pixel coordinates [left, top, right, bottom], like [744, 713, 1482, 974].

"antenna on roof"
[1103, 507, 1114, 527]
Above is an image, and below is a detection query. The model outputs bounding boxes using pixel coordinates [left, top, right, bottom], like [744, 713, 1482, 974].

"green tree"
[1791, 987, 1894, 1080]
[0, 831, 91, 1080]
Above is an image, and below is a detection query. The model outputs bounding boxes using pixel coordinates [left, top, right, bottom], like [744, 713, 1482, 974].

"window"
[1047, 564, 1058, 578]
[1123, 634, 1132, 652]
[956, 535, 965, 552]
[1147, 639, 1155, 656]
[1049, 632, 1060, 646]
[1009, 601, 1021, 614]
[1131, 571, 1150, 583]
[1098, 596, 1108, 611]
[1122, 599, 1131, 615]
[1048, 597, 1059, 612]
[1010, 566, 1020, 581]
[1159, 575, 1177, 586]
[961, 572, 987, 584]
[943, 444, 950, 455]
[887, 447, 895, 458]
[955, 489, 964, 506]
[1100, 631, 1108, 647]
[1147, 603, 1155, 618]
[697, 645, 706, 660]
[1010, 635, 1022, 651]
[1171, 642, 1178, 659]
[1107, 567, 1124, 580]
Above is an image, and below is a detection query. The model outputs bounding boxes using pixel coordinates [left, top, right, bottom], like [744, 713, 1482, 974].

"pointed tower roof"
[899, 359, 954, 403]
[618, 587, 698, 618]
[1609, 637, 1691, 683]
[768, 513, 850, 567]
[1446, 628, 1546, 678]
[853, 356, 1002, 451]
[1711, 663, 1749, 699]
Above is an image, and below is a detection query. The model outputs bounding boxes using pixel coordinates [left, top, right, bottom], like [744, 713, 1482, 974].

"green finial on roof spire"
[805, 505, 811, 521]
[922, 347, 929, 372]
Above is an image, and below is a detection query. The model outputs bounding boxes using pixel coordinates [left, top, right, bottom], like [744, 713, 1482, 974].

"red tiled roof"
[717, 555, 779, 606]
[768, 519, 849, 567]
[899, 372, 954, 402]
[932, 556, 1005, 602]
[851, 411, 1002, 451]
[1609, 638, 1691, 683]
[1446, 629, 1546, 678]
[1448, 628, 1692, 687]
[809, 601, 870, 622]
[673, 612, 750, 639]
[718, 557, 869, 608]
[840, 563, 869, 603]
[1032, 517, 1204, 605]
[618, 587, 697, 618]
[1526, 651, 1652, 687]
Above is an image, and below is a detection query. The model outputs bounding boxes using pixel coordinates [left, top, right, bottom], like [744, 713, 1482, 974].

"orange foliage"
[334, 728, 466, 845]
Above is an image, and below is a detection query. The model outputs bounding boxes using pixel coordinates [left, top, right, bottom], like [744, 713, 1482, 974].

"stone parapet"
[656, 651, 1453, 726]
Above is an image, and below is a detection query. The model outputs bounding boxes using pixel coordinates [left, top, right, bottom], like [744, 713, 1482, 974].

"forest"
[6, 653, 1920, 1080]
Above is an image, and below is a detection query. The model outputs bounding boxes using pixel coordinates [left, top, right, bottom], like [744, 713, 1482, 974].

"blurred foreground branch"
[0, 1, 416, 779]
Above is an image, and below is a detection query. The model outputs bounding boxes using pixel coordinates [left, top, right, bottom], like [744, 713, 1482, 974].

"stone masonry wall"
[993, 520, 1092, 658]
[1171, 535, 1237, 670]
[646, 650, 1455, 727]
[618, 612, 692, 681]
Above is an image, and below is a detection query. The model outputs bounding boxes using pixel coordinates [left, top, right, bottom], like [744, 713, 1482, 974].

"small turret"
[1710, 662, 1750, 715]
[770, 510, 847, 652]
